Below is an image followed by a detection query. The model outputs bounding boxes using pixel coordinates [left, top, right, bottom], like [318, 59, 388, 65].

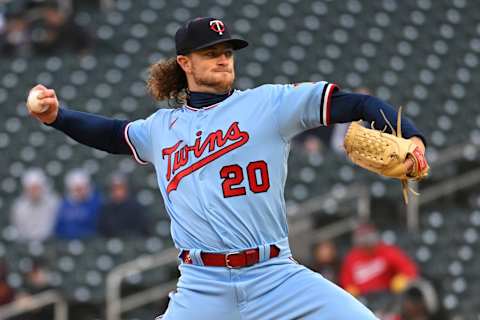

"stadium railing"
[105, 247, 178, 320]
[407, 142, 480, 230]
[0, 289, 68, 320]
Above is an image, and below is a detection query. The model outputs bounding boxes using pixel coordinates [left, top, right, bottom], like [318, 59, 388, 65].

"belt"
[180, 245, 280, 269]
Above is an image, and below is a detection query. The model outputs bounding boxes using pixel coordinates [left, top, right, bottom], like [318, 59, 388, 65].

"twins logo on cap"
[209, 20, 225, 35]
[175, 17, 248, 55]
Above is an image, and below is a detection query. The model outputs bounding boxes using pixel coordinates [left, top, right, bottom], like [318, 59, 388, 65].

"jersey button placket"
[195, 112, 202, 130]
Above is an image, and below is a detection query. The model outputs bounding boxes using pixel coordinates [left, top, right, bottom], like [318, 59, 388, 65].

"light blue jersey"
[126, 82, 337, 252]
[126, 82, 378, 320]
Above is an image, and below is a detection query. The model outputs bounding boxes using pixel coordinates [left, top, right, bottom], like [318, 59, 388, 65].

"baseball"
[27, 89, 49, 113]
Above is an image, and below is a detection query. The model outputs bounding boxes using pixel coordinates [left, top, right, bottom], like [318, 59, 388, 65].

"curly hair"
[146, 57, 187, 107]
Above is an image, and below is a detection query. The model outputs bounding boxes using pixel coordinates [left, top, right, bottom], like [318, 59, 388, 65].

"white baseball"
[27, 89, 49, 113]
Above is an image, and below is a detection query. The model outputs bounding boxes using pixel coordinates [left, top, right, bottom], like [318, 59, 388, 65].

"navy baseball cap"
[175, 17, 249, 55]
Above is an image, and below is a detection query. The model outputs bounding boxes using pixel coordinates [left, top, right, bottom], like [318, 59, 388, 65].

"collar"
[185, 90, 233, 111]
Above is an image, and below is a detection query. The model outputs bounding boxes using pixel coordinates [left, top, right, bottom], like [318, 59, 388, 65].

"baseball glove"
[344, 107, 429, 204]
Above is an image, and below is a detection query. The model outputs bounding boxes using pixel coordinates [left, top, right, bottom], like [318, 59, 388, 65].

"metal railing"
[406, 142, 480, 230]
[105, 248, 178, 320]
[0, 290, 68, 320]
[288, 183, 370, 234]
[405, 165, 480, 231]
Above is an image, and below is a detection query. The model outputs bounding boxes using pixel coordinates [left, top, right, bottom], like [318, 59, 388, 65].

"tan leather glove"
[344, 108, 429, 203]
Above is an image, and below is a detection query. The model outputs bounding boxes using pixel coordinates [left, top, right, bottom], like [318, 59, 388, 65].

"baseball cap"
[175, 17, 249, 55]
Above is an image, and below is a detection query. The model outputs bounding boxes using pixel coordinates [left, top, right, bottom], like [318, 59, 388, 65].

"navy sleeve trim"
[319, 83, 338, 126]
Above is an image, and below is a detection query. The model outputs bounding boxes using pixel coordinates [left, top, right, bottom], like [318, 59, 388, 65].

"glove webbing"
[379, 107, 419, 204]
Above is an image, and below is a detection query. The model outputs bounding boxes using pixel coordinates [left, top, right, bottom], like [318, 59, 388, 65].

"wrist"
[409, 136, 426, 153]
[43, 107, 61, 126]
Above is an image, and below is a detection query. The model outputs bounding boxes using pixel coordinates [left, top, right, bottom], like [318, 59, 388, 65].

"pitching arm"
[46, 107, 131, 155]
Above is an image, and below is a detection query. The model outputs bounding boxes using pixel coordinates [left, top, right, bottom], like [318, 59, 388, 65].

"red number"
[247, 160, 270, 193]
[220, 161, 270, 198]
[220, 165, 246, 198]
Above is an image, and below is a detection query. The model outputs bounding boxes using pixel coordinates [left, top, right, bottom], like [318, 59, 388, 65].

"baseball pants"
[158, 238, 378, 320]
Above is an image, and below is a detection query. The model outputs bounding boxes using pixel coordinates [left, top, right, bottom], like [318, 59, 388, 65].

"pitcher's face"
[178, 43, 235, 94]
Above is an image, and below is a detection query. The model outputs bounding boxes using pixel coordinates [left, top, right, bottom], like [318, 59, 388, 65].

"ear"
[176, 55, 192, 74]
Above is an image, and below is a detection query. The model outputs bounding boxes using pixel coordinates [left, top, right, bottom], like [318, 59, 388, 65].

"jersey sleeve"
[124, 113, 157, 165]
[270, 81, 338, 139]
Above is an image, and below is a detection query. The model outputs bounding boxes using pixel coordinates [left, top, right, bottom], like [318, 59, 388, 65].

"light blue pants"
[158, 238, 378, 320]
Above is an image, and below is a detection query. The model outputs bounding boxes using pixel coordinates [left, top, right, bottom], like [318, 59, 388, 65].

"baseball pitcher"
[26, 17, 428, 319]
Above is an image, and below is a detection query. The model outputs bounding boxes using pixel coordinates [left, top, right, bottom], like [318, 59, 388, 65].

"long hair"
[146, 57, 187, 107]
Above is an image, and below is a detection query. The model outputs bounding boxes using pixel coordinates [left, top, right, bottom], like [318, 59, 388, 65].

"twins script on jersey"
[125, 82, 337, 252]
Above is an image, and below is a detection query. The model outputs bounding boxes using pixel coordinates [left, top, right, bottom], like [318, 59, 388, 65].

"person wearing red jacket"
[0, 259, 15, 306]
[340, 224, 418, 297]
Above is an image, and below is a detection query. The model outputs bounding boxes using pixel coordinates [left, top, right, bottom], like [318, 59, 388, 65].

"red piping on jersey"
[124, 122, 149, 165]
[322, 83, 337, 126]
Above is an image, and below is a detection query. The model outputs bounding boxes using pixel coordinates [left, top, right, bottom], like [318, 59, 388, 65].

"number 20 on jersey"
[220, 160, 270, 198]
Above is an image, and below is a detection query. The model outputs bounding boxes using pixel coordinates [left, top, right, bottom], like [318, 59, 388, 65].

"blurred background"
[0, 0, 479, 319]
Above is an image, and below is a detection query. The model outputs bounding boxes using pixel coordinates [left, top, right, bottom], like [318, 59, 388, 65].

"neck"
[187, 90, 233, 109]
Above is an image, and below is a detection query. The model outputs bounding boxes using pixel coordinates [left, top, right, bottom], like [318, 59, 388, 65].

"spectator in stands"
[309, 240, 340, 284]
[399, 279, 447, 320]
[54, 169, 102, 239]
[0, 11, 31, 56]
[22, 258, 52, 295]
[10, 168, 59, 242]
[0, 259, 15, 306]
[98, 173, 151, 237]
[340, 223, 418, 297]
[294, 127, 331, 155]
[1, 1, 92, 56]
[303, 133, 327, 155]
[30, 3, 92, 55]
[13, 258, 53, 320]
